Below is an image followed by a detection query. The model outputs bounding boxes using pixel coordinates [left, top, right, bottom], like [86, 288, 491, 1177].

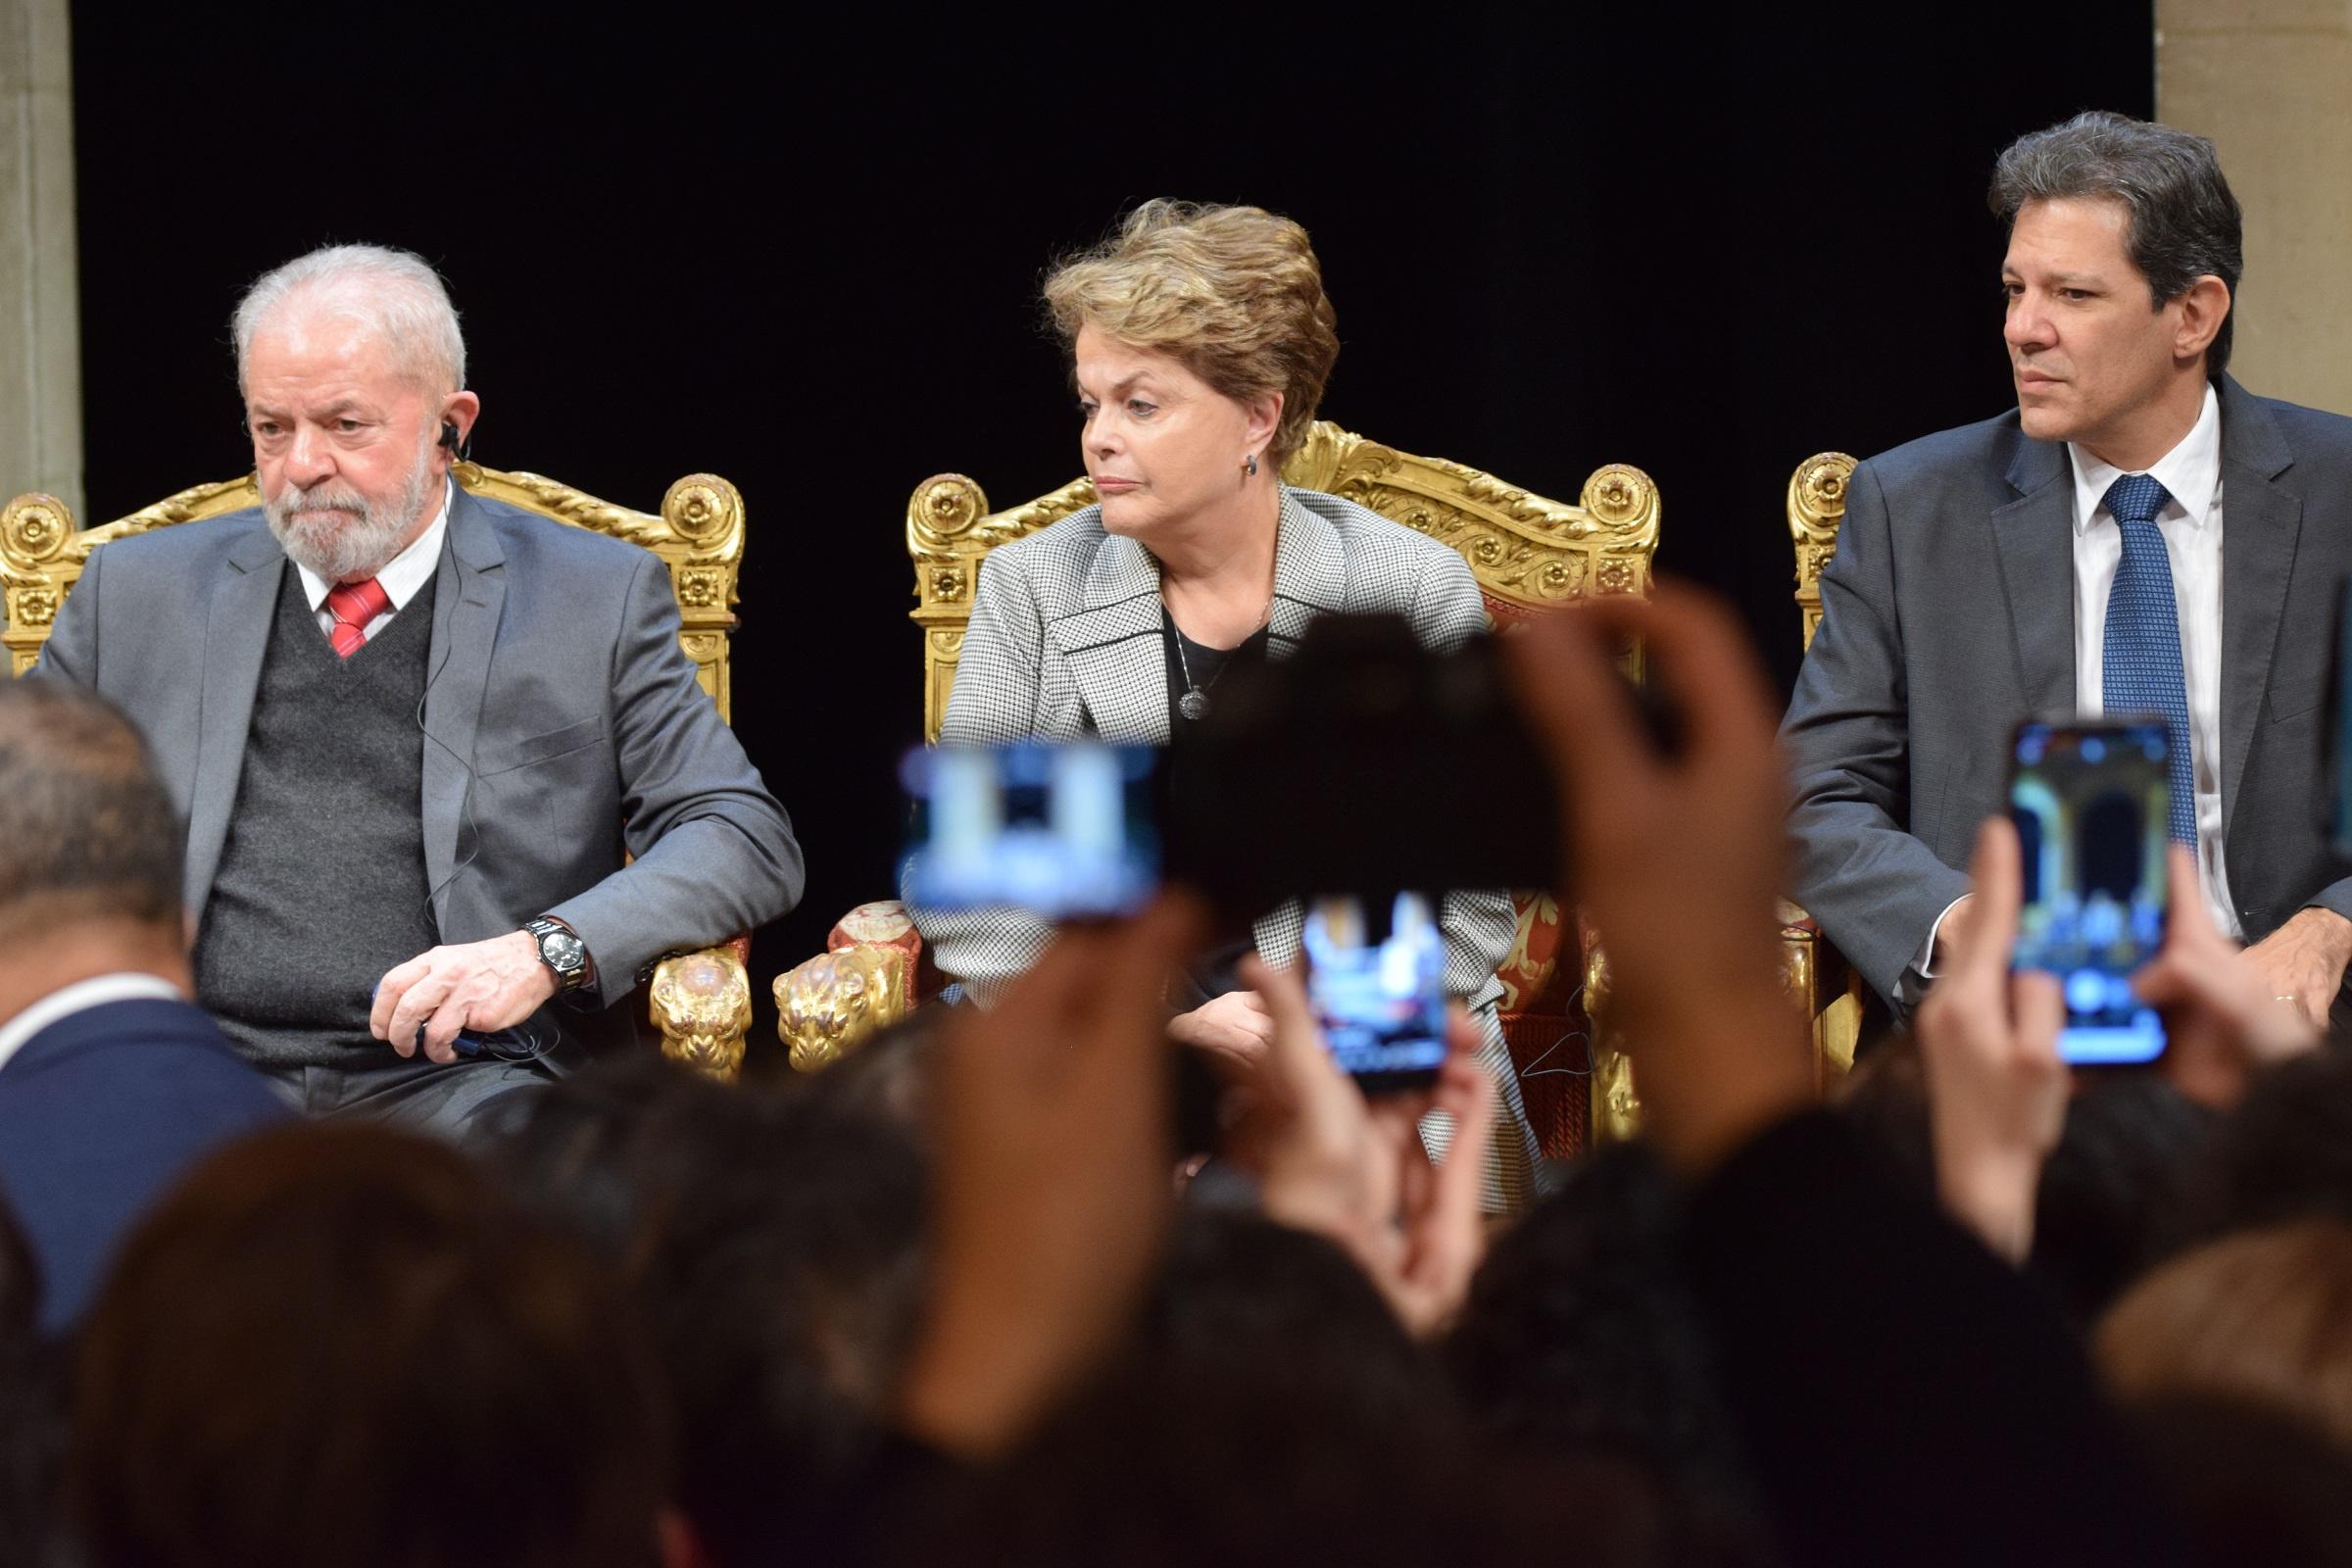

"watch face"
[542, 931, 585, 972]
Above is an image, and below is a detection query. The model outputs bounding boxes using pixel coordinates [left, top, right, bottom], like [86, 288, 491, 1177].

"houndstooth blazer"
[913, 485, 1541, 1203]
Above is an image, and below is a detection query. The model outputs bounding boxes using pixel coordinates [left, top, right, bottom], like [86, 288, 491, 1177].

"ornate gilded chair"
[775, 420, 1661, 1157]
[0, 466, 758, 1077]
[1780, 451, 1870, 1082]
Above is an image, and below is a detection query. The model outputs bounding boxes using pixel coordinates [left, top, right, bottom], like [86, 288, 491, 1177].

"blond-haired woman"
[921, 201, 1539, 1206]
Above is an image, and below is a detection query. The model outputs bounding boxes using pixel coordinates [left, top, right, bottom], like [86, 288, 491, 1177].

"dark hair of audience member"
[2128, 1396, 2352, 1568]
[2097, 1217, 2352, 1451]
[63, 1123, 672, 1568]
[894, 1351, 1683, 1568]
[1827, 1036, 1935, 1194]
[1442, 1142, 1767, 1554]
[493, 1057, 931, 1565]
[1138, 1208, 1448, 1426]
[0, 1196, 66, 1568]
[0, 679, 182, 930]
[483, 1050, 738, 1260]
[2030, 1078, 2214, 1326]
[2178, 1050, 2352, 1245]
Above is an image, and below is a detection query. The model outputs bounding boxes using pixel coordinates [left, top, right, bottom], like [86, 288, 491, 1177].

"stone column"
[2159, 0, 2352, 416]
[0, 0, 81, 523]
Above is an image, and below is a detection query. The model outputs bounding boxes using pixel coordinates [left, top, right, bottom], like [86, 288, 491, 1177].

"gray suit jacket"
[1783, 376, 2352, 1006]
[914, 486, 1541, 1205]
[36, 489, 804, 1067]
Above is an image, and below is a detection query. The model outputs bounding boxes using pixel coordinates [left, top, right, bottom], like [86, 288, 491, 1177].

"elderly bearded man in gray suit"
[37, 244, 803, 1130]
[1785, 112, 2352, 1028]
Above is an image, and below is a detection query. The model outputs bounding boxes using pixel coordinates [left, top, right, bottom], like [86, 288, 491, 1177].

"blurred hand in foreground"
[1502, 583, 1812, 1177]
[2137, 845, 2324, 1110]
[897, 894, 1206, 1458]
[1914, 816, 2067, 1263]
[1231, 955, 1493, 1337]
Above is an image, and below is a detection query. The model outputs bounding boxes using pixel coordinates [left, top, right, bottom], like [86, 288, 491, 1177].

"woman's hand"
[898, 894, 1206, 1458]
[1500, 584, 1812, 1177]
[1231, 956, 1493, 1338]
[1167, 990, 1275, 1079]
[1914, 817, 2068, 1263]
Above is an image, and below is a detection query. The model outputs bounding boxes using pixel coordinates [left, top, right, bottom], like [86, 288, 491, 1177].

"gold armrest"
[1580, 907, 1861, 1146]
[774, 945, 909, 1072]
[649, 946, 753, 1081]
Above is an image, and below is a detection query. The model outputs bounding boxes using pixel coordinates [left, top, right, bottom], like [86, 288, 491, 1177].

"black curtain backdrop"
[67, 11, 2153, 1040]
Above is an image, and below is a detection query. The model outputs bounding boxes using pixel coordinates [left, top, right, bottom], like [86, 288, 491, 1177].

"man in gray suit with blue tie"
[37, 244, 803, 1129]
[1784, 112, 2352, 1027]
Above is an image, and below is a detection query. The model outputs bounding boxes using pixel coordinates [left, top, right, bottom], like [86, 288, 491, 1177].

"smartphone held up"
[2008, 717, 2172, 1065]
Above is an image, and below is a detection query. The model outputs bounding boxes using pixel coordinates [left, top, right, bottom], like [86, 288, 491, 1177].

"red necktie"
[325, 577, 392, 658]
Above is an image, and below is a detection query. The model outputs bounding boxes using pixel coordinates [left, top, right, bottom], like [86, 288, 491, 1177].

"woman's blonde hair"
[2096, 1218, 2352, 1447]
[1043, 200, 1340, 469]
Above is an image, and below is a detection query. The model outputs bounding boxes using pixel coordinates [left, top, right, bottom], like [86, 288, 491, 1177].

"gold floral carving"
[650, 948, 754, 1081]
[675, 566, 727, 608]
[774, 945, 909, 1073]
[1787, 451, 1856, 651]
[11, 587, 57, 627]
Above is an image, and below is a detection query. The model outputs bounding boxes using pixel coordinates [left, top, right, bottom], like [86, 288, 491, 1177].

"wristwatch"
[524, 915, 594, 994]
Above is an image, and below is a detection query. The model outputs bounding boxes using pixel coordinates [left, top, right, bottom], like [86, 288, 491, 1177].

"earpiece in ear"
[439, 420, 462, 454]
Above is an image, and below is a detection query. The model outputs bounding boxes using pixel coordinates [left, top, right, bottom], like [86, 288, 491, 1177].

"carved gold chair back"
[885, 420, 1659, 1157]
[1782, 450, 1867, 1082]
[2, 465, 746, 710]
[906, 419, 1661, 741]
[0, 465, 757, 1077]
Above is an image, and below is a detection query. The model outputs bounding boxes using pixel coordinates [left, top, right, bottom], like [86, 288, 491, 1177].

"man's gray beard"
[264, 445, 434, 582]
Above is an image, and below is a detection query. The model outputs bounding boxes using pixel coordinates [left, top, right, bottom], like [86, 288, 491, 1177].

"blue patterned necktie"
[2101, 472, 2197, 845]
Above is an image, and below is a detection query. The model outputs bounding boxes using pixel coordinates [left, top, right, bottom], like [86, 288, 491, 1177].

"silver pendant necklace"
[1174, 633, 1214, 721]
[1170, 595, 1271, 721]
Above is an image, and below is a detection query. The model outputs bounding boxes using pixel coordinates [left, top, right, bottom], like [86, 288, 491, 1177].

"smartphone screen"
[1302, 891, 1447, 1093]
[2009, 718, 2170, 1065]
[900, 742, 1159, 920]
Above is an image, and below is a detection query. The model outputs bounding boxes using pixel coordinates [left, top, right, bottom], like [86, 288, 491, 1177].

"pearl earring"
[1244, 453, 1259, 477]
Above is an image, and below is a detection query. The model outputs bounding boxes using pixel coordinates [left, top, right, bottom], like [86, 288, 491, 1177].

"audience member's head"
[0, 679, 185, 982]
[2130, 1396, 2352, 1568]
[1829, 1037, 1935, 1193]
[1443, 1142, 1762, 1549]
[494, 1058, 931, 1565]
[2097, 1217, 2352, 1450]
[0, 1195, 62, 1568]
[2030, 1077, 2214, 1325]
[0, 1193, 35, 1345]
[2180, 1050, 2352, 1244]
[1137, 1208, 1446, 1426]
[895, 1356, 1677, 1568]
[64, 1123, 673, 1568]
[484, 1049, 737, 1260]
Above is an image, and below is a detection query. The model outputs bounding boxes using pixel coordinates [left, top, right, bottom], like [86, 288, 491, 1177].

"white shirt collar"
[2068, 381, 2222, 537]
[0, 972, 187, 1076]
[295, 475, 455, 612]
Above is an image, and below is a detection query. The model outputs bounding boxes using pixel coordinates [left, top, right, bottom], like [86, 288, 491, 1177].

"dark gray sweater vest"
[195, 567, 441, 1067]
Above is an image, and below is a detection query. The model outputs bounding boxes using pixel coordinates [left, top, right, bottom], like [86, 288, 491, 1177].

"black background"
[66, 9, 2153, 1028]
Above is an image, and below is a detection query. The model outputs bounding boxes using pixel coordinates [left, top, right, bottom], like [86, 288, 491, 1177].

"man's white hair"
[231, 243, 466, 396]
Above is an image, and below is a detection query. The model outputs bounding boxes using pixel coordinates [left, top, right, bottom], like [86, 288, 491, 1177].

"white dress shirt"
[0, 972, 187, 1076]
[2068, 383, 2234, 938]
[1913, 383, 2234, 989]
[293, 477, 453, 644]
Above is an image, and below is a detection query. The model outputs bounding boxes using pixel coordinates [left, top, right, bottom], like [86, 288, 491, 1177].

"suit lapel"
[420, 492, 507, 900]
[184, 524, 290, 912]
[1989, 432, 2078, 718]
[2215, 378, 2301, 828]
[1266, 488, 1345, 652]
[1048, 529, 1168, 743]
